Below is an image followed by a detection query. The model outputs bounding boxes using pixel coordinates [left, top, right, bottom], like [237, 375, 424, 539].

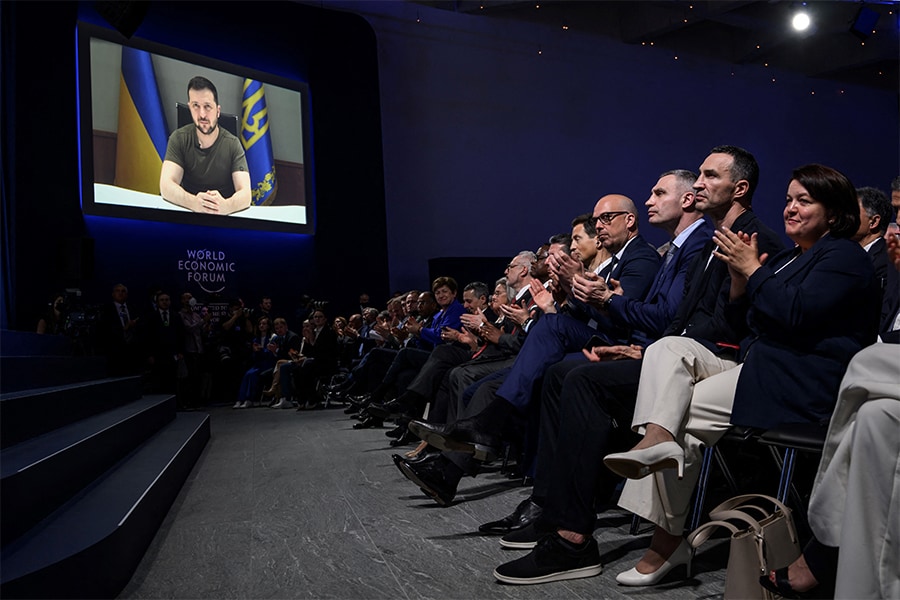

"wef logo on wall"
[177, 249, 237, 294]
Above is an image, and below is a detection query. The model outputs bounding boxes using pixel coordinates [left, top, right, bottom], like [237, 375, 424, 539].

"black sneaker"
[500, 518, 556, 549]
[493, 534, 602, 585]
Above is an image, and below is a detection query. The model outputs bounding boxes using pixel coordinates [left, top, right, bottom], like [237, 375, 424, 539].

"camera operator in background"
[209, 298, 255, 400]
[36, 293, 67, 335]
[178, 292, 211, 410]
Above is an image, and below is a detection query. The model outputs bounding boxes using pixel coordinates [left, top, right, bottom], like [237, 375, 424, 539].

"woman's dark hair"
[431, 276, 458, 294]
[790, 164, 859, 239]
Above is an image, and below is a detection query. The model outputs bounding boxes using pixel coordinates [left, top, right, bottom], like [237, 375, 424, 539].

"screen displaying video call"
[77, 22, 315, 234]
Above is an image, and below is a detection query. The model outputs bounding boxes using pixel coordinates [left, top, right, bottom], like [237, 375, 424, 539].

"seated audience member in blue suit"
[602, 163, 878, 589]
[406, 194, 661, 459]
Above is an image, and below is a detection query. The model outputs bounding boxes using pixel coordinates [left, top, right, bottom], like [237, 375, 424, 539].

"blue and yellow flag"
[114, 47, 168, 194]
[241, 79, 277, 206]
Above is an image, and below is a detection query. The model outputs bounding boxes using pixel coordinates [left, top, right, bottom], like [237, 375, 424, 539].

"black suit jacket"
[572, 233, 662, 341]
[142, 309, 185, 360]
[665, 210, 785, 348]
[308, 325, 340, 372]
[867, 237, 900, 335]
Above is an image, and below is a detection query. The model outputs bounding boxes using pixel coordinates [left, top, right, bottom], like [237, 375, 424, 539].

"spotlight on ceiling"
[791, 11, 811, 31]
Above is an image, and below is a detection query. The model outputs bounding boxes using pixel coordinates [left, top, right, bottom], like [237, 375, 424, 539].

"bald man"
[400, 193, 661, 505]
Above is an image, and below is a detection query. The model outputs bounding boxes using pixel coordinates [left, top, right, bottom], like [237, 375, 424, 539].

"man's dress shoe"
[394, 455, 457, 506]
[385, 422, 407, 439]
[389, 430, 417, 447]
[407, 418, 500, 462]
[478, 496, 544, 535]
[352, 415, 383, 430]
[397, 450, 441, 465]
[366, 399, 412, 420]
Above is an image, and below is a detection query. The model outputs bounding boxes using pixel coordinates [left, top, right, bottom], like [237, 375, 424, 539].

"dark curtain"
[1, 1, 16, 330]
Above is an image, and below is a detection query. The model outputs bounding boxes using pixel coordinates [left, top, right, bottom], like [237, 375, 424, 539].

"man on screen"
[160, 76, 251, 215]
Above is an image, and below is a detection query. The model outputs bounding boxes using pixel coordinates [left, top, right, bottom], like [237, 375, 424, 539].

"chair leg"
[713, 445, 739, 494]
[770, 446, 798, 505]
[630, 513, 642, 536]
[688, 444, 716, 532]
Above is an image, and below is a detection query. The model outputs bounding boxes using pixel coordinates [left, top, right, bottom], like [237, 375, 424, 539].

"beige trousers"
[807, 344, 900, 599]
[618, 336, 741, 534]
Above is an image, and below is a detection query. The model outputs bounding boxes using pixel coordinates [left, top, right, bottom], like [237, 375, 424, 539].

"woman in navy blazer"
[604, 164, 879, 588]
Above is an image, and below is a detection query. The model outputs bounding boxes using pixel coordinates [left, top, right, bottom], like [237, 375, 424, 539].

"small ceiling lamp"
[791, 11, 811, 31]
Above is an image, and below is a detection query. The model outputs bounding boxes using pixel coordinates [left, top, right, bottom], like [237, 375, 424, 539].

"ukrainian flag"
[241, 79, 277, 206]
[114, 47, 168, 194]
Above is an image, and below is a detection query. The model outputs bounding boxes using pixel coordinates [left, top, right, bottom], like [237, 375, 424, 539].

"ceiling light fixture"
[792, 11, 811, 31]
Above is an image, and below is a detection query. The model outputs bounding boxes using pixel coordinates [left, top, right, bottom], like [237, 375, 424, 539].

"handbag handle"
[687, 518, 742, 549]
[687, 514, 768, 577]
[709, 494, 799, 546]
[709, 493, 792, 519]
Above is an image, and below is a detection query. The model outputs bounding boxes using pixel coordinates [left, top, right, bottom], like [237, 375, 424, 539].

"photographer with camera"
[36, 292, 67, 335]
[210, 298, 255, 400]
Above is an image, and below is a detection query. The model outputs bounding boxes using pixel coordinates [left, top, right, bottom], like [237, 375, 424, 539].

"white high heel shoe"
[603, 440, 685, 480]
[616, 539, 693, 586]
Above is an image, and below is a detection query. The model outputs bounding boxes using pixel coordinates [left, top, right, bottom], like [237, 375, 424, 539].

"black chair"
[757, 419, 829, 527]
[175, 102, 240, 136]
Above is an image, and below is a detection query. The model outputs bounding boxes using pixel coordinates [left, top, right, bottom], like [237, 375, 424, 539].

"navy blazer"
[607, 218, 715, 346]
[730, 234, 878, 429]
[665, 210, 785, 347]
[572, 233, 662, 341]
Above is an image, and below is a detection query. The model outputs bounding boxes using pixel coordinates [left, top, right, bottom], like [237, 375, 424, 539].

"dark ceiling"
[413, 1, 900, 91]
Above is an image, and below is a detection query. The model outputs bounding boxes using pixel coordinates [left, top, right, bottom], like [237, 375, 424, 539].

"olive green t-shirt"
[163, 124, 248, 197]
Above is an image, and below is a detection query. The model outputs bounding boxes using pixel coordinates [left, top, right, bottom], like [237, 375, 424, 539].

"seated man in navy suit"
[400, 192, 663, 503]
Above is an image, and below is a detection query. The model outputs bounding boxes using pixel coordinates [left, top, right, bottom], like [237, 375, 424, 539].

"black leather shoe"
[366, 399, 410, 420]
[389, 430, 418, 447]
[395, 456, 457, 506]
[407, 418, 500, 462]
[353, 415, 383, 430]
[347, 393, 372, 407]
[385, 422, 407, 439]
[479, 497, 544, 535]
[400, 450, 441, 465]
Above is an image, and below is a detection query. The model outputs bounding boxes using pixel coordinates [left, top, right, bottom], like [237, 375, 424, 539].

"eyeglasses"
[594, 211, 629, 225]
[505, 263, 521, 271]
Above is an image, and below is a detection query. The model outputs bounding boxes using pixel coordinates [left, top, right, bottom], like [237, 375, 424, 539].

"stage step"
[0, 355, 108, 393]
[1, 395, 176, 546]
[0, 376, 143, 449]
[0, 411, 210, 599]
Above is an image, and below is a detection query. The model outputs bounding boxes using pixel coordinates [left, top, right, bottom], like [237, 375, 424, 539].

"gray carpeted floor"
[120, 403, 731, 599]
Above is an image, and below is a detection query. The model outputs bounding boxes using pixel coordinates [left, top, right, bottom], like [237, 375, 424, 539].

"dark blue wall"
[2, 1, 388, 329]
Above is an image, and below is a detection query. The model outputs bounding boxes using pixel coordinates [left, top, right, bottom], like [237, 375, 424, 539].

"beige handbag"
[687, 494, 801, 600]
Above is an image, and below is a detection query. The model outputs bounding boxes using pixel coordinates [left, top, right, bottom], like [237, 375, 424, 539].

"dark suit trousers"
[495, 313, 597, 409]
[538, 358, 643, 536]
[406, 343, 471, 400]
[350, 347, 398, 392]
